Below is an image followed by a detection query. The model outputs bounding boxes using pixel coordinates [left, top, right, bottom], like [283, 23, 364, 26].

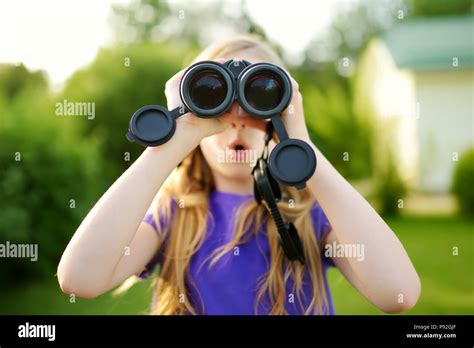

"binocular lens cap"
[131, 106, 175, 146]
[269, 140, 316, 188]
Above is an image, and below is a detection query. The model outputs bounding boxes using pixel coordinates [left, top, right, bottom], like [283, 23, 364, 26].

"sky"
[0, 0, 352, 86]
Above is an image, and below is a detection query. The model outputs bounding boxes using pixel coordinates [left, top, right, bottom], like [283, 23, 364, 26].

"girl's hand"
[280, 74, 311, 142]
[164, 59, 230, 143]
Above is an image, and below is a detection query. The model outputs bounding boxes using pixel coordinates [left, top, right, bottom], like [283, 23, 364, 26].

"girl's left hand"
[279, 74, 312, 141]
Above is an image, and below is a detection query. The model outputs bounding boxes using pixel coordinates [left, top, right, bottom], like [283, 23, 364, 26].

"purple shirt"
[142, 189, 335, 315]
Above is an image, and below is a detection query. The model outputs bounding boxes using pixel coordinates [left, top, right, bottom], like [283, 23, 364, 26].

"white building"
[357, 15, 473, 193]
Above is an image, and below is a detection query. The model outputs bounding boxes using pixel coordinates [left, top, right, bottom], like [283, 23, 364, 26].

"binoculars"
[127, 59, 316, 189]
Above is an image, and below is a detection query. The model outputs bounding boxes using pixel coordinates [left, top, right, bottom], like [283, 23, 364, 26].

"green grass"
[0, 276, 155, 315]
[1, 216, 472, 315]
[328, 216, 474, 315]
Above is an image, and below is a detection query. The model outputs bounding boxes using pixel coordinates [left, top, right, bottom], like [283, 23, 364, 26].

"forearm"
[57, 126, 199, 293]
[302, 135, 420, 309]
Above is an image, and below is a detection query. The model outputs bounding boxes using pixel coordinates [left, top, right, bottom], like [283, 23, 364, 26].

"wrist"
[307, 144, 339, 199]
[145, 122, 201, 160]
[175, 122, 204, 149]
[284, 119, 311, 142]
[288, 128, 311, 144]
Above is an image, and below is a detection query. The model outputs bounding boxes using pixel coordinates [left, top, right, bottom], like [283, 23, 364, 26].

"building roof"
[380, 16, 473, 71]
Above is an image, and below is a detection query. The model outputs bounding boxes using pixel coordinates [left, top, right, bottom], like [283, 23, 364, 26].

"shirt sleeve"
[143, 213, 161, 233]
[310, 201, 335, 268]
[138, 199, 176, 279]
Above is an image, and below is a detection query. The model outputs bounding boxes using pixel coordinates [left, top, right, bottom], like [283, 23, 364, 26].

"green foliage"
[0, 63, 47, 100]
[60, 42, 196, 182]
[451, 148, 474, 218]
[374, 152, 408, 217]
[112, 0, 172, 43]
[408, 0, 473, 17]
[111, 0, 266, 45]
[296, 71, 373, 179]
[371, 117, 408, 217]
[302, 0, 405, 68]
[0, 66, 105, 285]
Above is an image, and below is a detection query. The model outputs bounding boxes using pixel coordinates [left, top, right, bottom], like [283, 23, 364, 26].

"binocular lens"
[244, 73, 283, 111]
[189, 70, 227, 110]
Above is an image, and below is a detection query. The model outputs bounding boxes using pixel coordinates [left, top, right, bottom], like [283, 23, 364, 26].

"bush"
[371, 117, 407, 217]
[374, 153, 408, 217]
[0, 43, 195, 286]
[295, 73, 374, 180]
[0, 79, 106, 286]
[451, 148, 474, 218]
[60, 42, 197, 183]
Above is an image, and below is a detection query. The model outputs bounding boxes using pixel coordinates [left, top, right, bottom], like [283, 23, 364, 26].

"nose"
[222, 102, 249, 129]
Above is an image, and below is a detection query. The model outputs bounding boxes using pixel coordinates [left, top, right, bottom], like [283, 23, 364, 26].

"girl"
[57, 36, 420, 315]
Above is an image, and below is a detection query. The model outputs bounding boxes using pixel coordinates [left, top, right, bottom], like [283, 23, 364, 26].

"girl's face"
[199, 52, 275, 186]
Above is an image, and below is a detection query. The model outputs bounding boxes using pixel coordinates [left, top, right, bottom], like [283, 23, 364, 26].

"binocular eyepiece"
[127, 59, 316, 189]
[180, 59, 292, 118]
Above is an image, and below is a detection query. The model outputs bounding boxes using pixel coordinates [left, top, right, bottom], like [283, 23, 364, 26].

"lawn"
[328, 216, 473, 314]
[1, 216, 472, 315]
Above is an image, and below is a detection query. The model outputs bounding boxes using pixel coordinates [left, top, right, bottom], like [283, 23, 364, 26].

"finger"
[282, 96, 300, 117]
[283, 86, 303, 117]
[278, 67, 299, 92]
[166, 67, 187, 90]
[278, 69, 302, 115]
[213, 57, 227, 63]
[286, 72, 299, 96]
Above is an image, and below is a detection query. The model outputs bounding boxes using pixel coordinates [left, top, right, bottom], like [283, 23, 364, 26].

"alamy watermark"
[55, 99, 95, 120]
[217, 147, 258, 166]
[18, 322, 55, 341]
[0, 241, 38, 261]
[324, 241, 365, 262]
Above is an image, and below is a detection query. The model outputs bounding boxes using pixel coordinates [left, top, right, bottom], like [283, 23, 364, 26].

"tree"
[110, 0, 266, 46]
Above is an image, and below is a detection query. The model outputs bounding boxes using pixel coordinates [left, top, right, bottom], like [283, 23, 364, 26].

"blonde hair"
[149, 35, 329, 315]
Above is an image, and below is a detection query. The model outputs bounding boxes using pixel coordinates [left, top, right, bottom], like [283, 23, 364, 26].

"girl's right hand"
[165, 58, 230, 143]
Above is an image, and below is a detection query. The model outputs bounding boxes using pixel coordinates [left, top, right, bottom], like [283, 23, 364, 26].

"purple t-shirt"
[141, 189, 335, 315]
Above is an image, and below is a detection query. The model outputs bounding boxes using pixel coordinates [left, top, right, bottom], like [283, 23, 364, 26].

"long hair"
[147, 36, 329, 315]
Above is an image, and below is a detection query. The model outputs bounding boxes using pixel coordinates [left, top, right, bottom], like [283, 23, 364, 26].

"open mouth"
[225, 139, 254, 164]
[228, 139, 249, 152]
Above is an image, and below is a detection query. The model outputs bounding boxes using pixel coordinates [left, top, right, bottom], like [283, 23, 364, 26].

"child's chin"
[222, 163, 254, 176]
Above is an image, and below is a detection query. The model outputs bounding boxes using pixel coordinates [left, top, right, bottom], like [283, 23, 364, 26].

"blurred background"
[0, 0, 472, 315]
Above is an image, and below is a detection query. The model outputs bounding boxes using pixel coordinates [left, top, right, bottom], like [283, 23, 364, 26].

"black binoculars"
[127, 59, 316, 189]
